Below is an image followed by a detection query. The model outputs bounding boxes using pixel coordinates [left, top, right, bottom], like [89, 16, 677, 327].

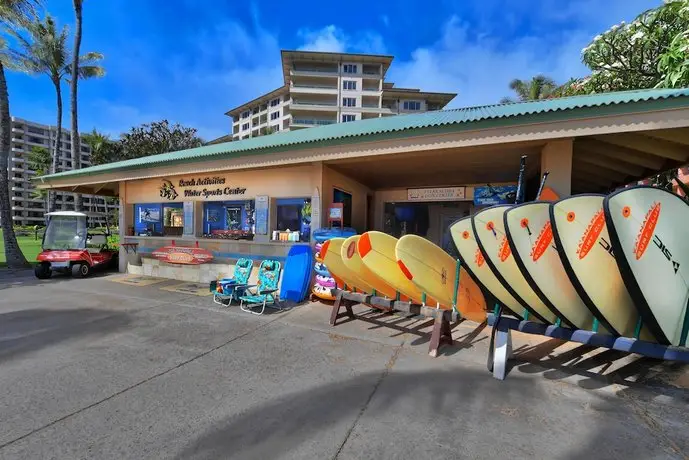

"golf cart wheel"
[34, 263, 51, 279]
[72, 263, 91, 278]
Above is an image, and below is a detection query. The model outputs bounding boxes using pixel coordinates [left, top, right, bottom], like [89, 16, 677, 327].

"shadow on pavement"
[0, 308, 131, 363]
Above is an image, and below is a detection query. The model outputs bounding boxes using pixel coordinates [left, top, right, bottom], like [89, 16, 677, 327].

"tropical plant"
[82, 128, 121, 165]
[0, 0, 42, 268]
[28, 145, 50, 219]
[657, 0, 689, 88]
[7, 14, 104, 212]
[500, 75, 558, 103]
[119, 120, 203, 160]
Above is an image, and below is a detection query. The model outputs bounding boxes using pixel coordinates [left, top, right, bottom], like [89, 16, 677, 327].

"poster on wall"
[139, 207, 160, 223]
[473, 185, 517, 206]
[183, 202, 194, 236]
[206, 208, 220, 223]
[255, 195, 269, 235]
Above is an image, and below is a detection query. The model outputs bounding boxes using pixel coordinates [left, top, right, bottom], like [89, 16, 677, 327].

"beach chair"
[212, 258, 254, 307]
[239, 260, 282, 315]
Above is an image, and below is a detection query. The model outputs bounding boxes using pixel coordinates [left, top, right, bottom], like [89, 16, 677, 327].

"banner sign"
[159, 176, 247, 201]
[473, 185, 518, 206]
[407, 187, 466, 201]
[151, 246, 213, 265]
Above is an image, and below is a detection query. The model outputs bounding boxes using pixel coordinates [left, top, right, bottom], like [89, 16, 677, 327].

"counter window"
[272, 198, 311, 242]
[202, 200, 255, 240]
[134, 203, 184, 236]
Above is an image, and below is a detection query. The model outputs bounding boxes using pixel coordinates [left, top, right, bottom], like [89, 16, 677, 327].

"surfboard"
[504, 202, 597, 330]
[321, 237, 373, 293]
[472, 206, 556, 324]
[358, 231, 436, 305]
[449, 217, 523, 319]
[395, 234, 487, 321]
[279, 244, 314, 303]
[551, 194, 652, 339]
[604, 186, 689, 346]
[341, 235, 399, 299]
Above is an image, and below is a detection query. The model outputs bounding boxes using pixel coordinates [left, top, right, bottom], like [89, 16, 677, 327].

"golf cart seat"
[87, 234, 107, 253]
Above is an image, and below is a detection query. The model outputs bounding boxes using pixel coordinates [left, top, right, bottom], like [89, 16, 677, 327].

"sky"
[7, 0, 661, 141]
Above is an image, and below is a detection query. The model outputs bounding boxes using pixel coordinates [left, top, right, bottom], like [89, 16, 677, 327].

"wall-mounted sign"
[159, 176, 247, 201]
[473, 185, 517, 206]
[138, 207, 160, 223]
[151, 245, 214, 265]
[407, 187, 466, 201]
[255, 195, 269, 235]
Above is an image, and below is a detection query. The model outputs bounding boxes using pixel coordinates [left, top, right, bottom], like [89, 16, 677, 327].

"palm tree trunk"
[70, 0, 83, 212]
[51, 79, 63, 211]
[0, 62, 29, 268]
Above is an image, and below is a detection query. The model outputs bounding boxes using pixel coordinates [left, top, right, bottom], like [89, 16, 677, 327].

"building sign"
[255, 195, 269, 235]
[151, 245, 214, 265]
[473, 185, 517, 206]
[407, 187, 466, 201]
[158, 176, 247, 201]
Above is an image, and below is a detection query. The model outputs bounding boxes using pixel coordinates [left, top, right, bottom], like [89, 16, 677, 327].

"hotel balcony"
[290, 117, 337, 129]
[291, 97, 338, 112]
[290, 76, 339, 95]
[290, 65, 339, 78]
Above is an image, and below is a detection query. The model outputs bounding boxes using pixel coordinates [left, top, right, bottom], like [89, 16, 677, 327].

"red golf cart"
[34, 211, 118, 279]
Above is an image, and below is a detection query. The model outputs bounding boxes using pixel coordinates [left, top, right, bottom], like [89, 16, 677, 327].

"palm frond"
[76, 64, 104, 79]
[0, 0, 42, 27]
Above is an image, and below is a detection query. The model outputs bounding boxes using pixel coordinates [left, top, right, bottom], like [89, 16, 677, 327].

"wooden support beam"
[576, 150, 645, 177]
[644, 129, 689, 146]
[593, 134, 689, 162]
[575, 138, 666, 170]
[571, 160, 628, 182]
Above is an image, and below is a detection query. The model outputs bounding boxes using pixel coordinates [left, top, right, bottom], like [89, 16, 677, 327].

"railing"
[292, 119, 336, 126]
[291, 100, 338, 107]
[363, 70, 381, 76]
[361, 104, 380, 108]
[291, 84, 338, 90]
[292, 67, 338, 74]
[362, 88, 381, 92]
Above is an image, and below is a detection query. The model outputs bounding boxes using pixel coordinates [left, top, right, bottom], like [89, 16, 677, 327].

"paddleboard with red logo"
[504, 202, 595, 329]
[151, 242, 214, 265]
[604, 186, 689, 346]
[472, 205, 555, 324]
[551, 194, 650, 338]
[449, 216, 522, 318]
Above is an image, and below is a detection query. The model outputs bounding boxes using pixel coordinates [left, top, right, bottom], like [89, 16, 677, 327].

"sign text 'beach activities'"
[159, 176, 247, 201]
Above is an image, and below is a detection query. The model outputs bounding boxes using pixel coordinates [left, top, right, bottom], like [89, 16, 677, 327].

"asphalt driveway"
[0, 271, 687, 459]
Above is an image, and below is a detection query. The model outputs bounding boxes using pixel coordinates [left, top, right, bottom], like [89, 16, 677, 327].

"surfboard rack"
[487, 313, 689, 380]
[330, 289, 461, 357]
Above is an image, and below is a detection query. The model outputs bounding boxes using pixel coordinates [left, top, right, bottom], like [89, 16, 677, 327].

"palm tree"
[500, 75, 558, 103]
[8, 15, 104, 213]
[70, 0, 83, 211]
[0, 0, 42, 269]
[27, 145, 50, 221]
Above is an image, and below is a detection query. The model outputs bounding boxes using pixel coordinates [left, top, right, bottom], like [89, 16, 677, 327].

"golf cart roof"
[45, 211, 88, 217]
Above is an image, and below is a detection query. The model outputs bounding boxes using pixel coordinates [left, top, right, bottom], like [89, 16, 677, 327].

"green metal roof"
[37, 88, 689, 182]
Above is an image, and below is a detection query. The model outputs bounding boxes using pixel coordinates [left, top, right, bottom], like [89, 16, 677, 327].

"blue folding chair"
[212, 258, 253, 307]
[239, 260, 282, 315]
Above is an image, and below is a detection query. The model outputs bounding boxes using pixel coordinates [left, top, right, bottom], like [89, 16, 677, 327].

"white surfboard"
[604, 186, 689, 346]
[551, 194, 652, 339]
[504, 202, 598, 330]
[472, 206, 557, 324]
[449, 217, 523, 319]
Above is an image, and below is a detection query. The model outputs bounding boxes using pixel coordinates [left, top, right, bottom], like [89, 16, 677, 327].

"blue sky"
[7, 0, 661, 141]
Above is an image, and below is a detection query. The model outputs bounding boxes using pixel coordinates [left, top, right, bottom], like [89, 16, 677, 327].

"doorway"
[333, 188, 352, 227]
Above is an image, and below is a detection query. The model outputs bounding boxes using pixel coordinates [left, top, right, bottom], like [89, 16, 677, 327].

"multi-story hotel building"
[226, 50, 457, 140]
[9, 116, 117, 225]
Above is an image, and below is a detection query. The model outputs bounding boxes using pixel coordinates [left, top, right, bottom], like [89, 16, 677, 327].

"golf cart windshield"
[43, 215, 87, 250]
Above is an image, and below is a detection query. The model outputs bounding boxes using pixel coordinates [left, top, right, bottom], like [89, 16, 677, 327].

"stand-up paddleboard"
[321, 238, 372, 294]
[504, 202, 597, 330]
[395, 234, 487, 322]
[279, 245, 314, 303]
[551, 194, 652, 339]
[473, 206, 556, 324]
[341, 235, 400, 299]
[358, 232, 437, 305]
[450, 217, 523, 319]
[604, 186, 689, 346]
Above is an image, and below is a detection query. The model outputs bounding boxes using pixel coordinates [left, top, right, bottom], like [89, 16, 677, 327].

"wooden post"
[428, 310, 453, 357]
[330, 290, 355, 326]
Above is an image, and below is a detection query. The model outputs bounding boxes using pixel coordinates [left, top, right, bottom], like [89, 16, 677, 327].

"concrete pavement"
[0, 271, 687, 459]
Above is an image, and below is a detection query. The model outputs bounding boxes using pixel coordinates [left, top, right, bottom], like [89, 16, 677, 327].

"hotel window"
[203, 200, 256, 240]
[343, 64, 357, 73]
[342, 97, 356, 107]
[273, 198, 311, 242]
[271, 125, 280, 132]
[242, 123, 250, 130]
[133, 203, 184, 237]
[241, 111, 250, 119]
[342, 80, 356, 90]
[342, 114, 356, 122]
[403, 101, 421, 111]
[270, 111, 280, 120]
[270, 98, 280, 107]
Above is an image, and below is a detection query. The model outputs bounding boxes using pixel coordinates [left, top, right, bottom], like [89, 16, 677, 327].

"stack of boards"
[311, 228, 357, 301]
[448, 186, 689, 347]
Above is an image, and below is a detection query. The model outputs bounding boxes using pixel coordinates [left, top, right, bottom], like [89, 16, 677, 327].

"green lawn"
[0, 230, 44, 266]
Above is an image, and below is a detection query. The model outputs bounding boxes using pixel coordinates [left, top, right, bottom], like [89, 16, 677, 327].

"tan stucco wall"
[321, 165, 370, 232]
[540, 139, 573, 198]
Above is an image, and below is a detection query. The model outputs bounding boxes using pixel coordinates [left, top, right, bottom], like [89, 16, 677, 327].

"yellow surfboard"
[341, 235, 399, 299]
[450, 216, 524, 319]
[358, 231, 436, 305]
[321, 237, 372, 293]
[395, 234, 488, 322]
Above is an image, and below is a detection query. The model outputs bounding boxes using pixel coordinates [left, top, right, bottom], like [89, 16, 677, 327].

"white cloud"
[298, 25, 348, 53]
